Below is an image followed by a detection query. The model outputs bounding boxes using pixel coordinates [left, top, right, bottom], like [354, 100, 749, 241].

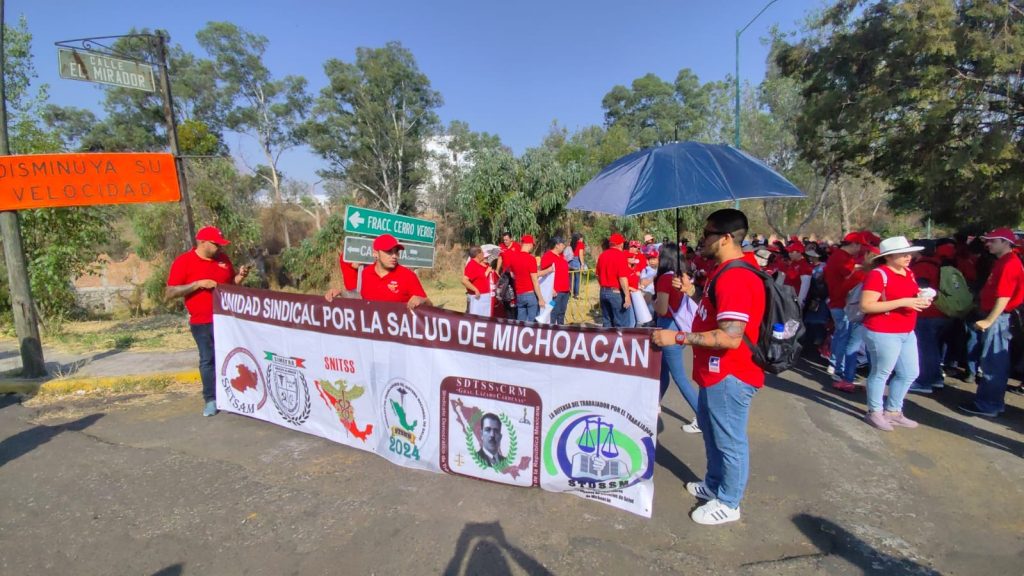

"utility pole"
[154, 31, 196, 248]
[0, 0, 46, 377]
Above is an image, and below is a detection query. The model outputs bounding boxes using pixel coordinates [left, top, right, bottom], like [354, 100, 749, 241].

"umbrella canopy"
[566, 142, 805, 216]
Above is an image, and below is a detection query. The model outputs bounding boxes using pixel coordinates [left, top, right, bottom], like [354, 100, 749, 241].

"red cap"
[861, 230, 881, 246]
[196, 226, 230, 246]
[519, 234, 534, 245]
[935, 244, 956, 259]
[982, 227, 1017, 244]
[842, 232, 863, 245]
[372, 234, 405, 251]
[609, 233, 625, 245]
[786, 242, 805, 253]
[628, 240, 642, 249]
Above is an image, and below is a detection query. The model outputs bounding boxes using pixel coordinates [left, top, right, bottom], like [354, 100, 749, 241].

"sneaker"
[931, 381, 945, 390]
[682, 421, 702, 434]
[686, 481, 716, 501]
[691, 499, 741, 525]
[826, 365, 836, 376]
[958, 403, 997, 417]
[962, 372, 976, 384]
[203, 400, 218, 417]
[907, 383, 933, 395]
[885, 412, 918, 428]
[832, 380, 856, 393]
[865, 411, 894, 431]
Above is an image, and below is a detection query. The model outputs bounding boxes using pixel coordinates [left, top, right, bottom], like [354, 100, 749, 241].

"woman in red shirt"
[858, 237, 932, 431]
[652, 242, 701, 433]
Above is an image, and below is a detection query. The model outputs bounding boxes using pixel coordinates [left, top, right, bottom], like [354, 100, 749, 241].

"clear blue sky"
[12, 0, 822, 184]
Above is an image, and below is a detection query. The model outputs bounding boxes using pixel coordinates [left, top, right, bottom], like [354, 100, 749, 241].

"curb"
[0, 370, 200, 396]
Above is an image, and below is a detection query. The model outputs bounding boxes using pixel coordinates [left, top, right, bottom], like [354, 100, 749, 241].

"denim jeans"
[599, 288, 633, 328]
[863, 329, 919, 413]
[972, 314, 1012, 413]
[840, 322, 865, 383]
[696, 376, 757, 509]
[915, 316, 952, 386]
[829, 308, 851, 373]
[190, 322, 216, 402]
[656, 316, 698, 413]
[516, 292, 539, 322]
[551, 292, 569, 325]
[569, 259, 581, 297]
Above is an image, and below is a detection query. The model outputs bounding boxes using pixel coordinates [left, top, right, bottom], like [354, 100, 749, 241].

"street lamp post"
[732, 0, 780, 209]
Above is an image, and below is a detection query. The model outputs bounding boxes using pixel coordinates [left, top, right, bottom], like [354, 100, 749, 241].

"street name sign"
[343, 205, 436, 245]
[343, 236, 435, 269]
[58, 48, 156, 92]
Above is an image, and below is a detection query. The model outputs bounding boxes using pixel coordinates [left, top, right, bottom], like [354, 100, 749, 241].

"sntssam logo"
[220, 347, 268, 415]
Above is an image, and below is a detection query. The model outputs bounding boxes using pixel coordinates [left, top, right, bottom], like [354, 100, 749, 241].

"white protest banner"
[213, 285, 661, 517]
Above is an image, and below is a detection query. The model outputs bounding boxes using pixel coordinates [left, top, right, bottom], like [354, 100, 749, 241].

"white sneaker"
[826, 365, 835, 375]
[682, 421, 702, 434]
[685, 481, 715, 501]
[691, 498, 741, 525]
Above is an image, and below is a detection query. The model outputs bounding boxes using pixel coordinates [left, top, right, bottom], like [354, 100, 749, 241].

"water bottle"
[783, 319, 801, 338]
[771, 323, 785, 340]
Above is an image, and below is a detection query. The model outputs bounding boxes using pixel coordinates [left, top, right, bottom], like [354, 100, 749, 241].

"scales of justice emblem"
[570, 416, 626, 481]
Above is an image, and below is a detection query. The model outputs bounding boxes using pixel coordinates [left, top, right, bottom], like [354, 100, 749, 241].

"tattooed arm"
[651, 320, 747, 350]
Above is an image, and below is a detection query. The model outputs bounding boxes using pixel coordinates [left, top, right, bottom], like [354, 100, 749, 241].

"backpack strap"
[706, 259, 765, 355]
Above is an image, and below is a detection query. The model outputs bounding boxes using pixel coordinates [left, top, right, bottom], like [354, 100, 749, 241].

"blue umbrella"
[566, 142, 804, 216]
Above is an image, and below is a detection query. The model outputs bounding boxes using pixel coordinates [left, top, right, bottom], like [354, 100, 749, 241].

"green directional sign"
[344, 205, 436, 245]
[57, 48, 156, 92]
[343, 236, 435, 269]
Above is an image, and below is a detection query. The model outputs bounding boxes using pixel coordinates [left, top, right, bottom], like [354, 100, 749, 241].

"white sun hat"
[874, 236, 924, 260]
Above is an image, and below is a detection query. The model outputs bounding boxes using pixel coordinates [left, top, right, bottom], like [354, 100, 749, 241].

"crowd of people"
[165, 212, 1022, 527]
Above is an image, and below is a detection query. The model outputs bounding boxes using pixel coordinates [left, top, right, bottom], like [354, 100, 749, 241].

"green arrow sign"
[57, 48, 156, 92]
[343, 205, 436, 245]
[342, 236, 435, 269]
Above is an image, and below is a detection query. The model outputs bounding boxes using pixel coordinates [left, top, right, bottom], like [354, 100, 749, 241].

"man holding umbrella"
[653, 209, 765, 525]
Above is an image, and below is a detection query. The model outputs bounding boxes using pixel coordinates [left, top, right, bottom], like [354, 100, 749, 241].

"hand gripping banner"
[213, 285, 662, 517]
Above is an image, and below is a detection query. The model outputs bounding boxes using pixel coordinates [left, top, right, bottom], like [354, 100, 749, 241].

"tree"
[197, 22, 311, 248]
[776, 0, 1024, 230]
[308, 42, 442, 215]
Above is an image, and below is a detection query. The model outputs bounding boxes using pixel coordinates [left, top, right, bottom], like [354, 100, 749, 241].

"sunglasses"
[702, 229, 731, 240]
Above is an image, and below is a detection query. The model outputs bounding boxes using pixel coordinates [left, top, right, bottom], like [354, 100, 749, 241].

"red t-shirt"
[167, 249, 235, 324]
[980, 252, 1024, 313]
[360, 264, 427, 303]
[463, 259, 490, 295]
[655, 273, 684, 318]
[824, 249, 857, 309]
[781, 259, 813, 292]
[862, 266, 919, 333]
[691, 260, 766, 388]
[339, 256, 360, 291]
[540, 250, 570, 293]
[507, 250, 539, 295]
[596, 248, 630, 288]
[626, 253, 645, 289]
[911, 257, 945, 319]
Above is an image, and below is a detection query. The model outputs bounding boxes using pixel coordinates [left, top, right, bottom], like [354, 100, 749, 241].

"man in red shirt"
[507, 234, 546, 322]
[909, 245, 951, 394]
[325, 234, 431, 309]
[496, 231, 521, 274]
[653, 209, 765, 526]
[781, 242, 813, 308]
[961, 228, 1024, 416]
[462, 246, 494, 317]
[539, 236, 570, 324]
[823, 232, 863, 381]
[595, 233, 633, 327]
[166, 226, 251, 417]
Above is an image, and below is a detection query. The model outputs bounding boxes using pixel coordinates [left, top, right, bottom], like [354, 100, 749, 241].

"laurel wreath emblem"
[466, 412, 518, 470]
[269, 369, 312, 426]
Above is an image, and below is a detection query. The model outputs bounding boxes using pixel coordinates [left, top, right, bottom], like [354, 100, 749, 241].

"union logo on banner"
[265, 352, 311, 426]
[219, 347, 268, 415]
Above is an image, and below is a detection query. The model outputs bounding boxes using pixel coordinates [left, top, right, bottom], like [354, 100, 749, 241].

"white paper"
[630, 291, 652, 324]
[467, 294, 492, 317]
[672, 295, 698, 332]
[539, 273, 555, 303]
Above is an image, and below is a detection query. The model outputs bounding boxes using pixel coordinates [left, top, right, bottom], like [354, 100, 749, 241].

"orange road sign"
[0, 152, 181, 210]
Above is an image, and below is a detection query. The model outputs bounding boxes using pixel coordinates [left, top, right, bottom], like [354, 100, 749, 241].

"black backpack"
[708, 259, 805, 374]
[495, 271, 516, 304]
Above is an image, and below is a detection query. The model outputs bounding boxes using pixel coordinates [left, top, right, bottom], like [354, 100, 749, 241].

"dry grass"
[46, 314, 195, 353]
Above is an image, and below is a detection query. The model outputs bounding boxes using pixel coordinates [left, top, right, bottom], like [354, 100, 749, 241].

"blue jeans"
[916, 316, 952, 386]
[830, 308, 851, 373]
[190, 323, 216, 402]
[971, 314, 1012, 413]
[599, 288, 633, 328]
[863, 329, 919, 413]
[552, 292, 569, 325]
[656, 316, 698, 413]
[516, 292, 539, 322]
[696, 376, 757, 509]
[569, 259, 581, 297]
[840, 322, 865, 383]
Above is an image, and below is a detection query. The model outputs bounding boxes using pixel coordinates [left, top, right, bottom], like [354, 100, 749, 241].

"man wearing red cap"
[596, 233, 633, 327]
[166, 226, 251, 417]
[326, 234, 431, 309]
[823, 232, 865, 387]
[780, 242, 813, 308]
[506, 234, 546, 321]
[960, 228, 1024, 416]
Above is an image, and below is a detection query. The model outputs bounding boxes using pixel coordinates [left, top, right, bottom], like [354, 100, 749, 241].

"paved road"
[0, 359, 1021, 575]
